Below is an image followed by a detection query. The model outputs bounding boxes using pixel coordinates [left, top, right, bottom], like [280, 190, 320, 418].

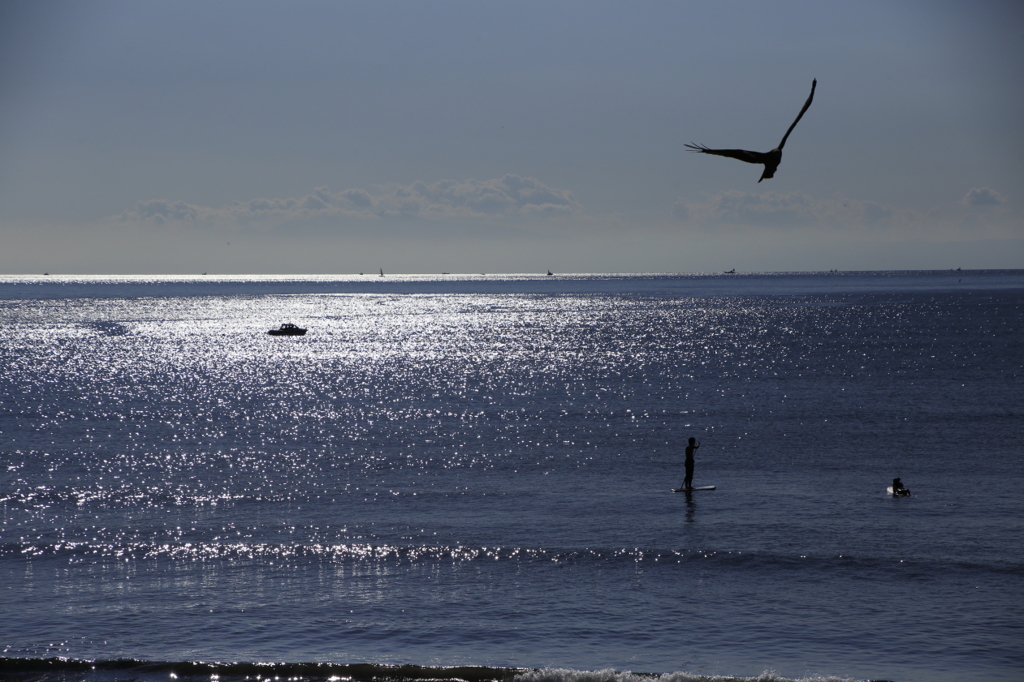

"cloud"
[339, 188, 374, 208]
[962, 187, 1004, 207]
[677, 190, 871, 230]
[385, 175, 580, 219]
[112, 175, 581, 227]
[702, 191, 817, 227]
[131, 199, 203, 224]
[672, 189, 1022, 241]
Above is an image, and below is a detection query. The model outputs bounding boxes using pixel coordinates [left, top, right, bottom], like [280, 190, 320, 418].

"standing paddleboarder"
[683, 437, 700, 490]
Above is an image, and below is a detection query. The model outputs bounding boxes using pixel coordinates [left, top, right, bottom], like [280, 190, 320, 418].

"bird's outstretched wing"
[685, 144, 769, 165]
[776, 78, 816, 151]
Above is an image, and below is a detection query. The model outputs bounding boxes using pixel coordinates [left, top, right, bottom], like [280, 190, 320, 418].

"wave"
[0, 658, 882, 682]
[3, 538, 1020, 578]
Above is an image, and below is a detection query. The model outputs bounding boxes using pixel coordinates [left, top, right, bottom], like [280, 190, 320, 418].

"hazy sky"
[2, 0, 1022, 274]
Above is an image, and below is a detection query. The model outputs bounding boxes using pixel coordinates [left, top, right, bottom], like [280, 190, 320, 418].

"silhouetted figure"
[683, 437, 700, 490]
[891, 477, 911, 497]
[686, 79, 817, 182]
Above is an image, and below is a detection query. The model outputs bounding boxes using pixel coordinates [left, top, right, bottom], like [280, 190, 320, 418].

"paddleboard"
[672, 485, 716, 492]
[886, 486, 911, 497]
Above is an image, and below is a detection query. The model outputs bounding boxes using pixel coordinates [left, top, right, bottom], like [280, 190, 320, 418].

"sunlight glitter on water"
[3, 274, 1023, 681]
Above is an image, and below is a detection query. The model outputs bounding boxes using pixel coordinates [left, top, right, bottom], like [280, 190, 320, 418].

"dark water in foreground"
[2, 271, 1022, 682]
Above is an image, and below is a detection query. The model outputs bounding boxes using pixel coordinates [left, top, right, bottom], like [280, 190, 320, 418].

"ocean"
[1, 271, 1022, 682]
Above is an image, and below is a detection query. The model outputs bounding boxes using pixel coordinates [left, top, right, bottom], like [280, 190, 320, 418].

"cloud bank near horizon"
[673, 187, 1017, 240]
[110, 175, 1016, 245]
[114, 175, 582, 227]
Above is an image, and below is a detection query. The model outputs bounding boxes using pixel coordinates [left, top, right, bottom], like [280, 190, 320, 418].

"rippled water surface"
[1, 272, 1022, 682]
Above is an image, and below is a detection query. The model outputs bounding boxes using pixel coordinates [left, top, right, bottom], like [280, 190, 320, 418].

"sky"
[1, 0, 1022, 274]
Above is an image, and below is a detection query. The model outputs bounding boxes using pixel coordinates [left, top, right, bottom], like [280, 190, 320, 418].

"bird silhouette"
[686, 79, 816, 182]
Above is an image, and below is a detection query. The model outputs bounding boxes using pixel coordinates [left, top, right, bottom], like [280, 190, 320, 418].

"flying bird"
[686, 78, 816, 182]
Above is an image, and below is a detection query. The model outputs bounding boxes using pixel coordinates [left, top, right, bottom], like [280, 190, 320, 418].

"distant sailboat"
[547, 270, 553, 276]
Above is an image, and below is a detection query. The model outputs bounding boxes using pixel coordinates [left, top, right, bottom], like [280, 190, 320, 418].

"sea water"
[1, 271, 1022, 682]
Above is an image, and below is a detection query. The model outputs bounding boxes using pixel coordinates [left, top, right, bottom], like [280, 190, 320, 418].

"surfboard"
[672, 485, 716, 492]
[886, 486, 911, 497]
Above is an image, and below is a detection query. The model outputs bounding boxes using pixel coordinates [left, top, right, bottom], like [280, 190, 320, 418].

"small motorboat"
[268, 323, 306, 336]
